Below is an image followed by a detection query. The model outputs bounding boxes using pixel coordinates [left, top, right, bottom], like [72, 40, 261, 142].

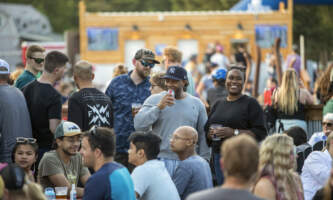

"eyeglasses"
[28, 56, 44, 64]
[16, 137, 37, 144]
[151, 84, 159, 89]
[140, 60, 155, 68]
[171, 135, 192, 141]
[322, 122, 333, 127]
[88, 126, 102, 149]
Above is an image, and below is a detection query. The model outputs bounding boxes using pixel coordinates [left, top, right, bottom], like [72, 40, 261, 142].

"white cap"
[324, 113, 333, 121]
[0, 59, 9, 74]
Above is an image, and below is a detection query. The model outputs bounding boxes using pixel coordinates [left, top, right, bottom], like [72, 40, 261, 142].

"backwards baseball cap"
[0, 163, 25, 190]
[55, 121, 82, 139]
[134, 48, 160, 64]
[212, 68, 227, 80]
[163, 66, 188, 81]
[0, 59, 10, 74]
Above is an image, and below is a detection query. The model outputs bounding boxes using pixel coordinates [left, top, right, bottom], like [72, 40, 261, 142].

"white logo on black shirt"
[87, 104, 110, 126]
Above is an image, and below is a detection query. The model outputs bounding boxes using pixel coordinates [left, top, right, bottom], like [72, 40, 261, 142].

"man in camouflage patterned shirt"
[105, 48, 159, 170]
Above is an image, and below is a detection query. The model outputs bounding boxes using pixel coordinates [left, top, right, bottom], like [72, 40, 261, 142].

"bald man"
[170, 126, 213, 200]
[68, 60, 113, 131]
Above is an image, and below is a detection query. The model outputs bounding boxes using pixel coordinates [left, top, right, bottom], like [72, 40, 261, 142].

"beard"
[62, 147, 77, 156]
[137, 68, 150, 79]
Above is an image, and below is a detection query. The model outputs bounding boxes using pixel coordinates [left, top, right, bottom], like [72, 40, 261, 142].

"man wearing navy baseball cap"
[134, 65, 210, 177]
[0, 59, 32, 163]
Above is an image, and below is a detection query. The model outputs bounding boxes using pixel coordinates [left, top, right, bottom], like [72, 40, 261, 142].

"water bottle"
[44, 187, 55, 200]
[70, 184, 77, 200]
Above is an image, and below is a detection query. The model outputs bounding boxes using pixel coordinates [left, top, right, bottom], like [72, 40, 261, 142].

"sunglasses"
[29, 56, 44, 64]
[89, 125, 97, 136]
[322, 122, 333, 127]
[88, 126, 102, 149]
[16, 137, 37, 144]
[140, 60, 155, 68]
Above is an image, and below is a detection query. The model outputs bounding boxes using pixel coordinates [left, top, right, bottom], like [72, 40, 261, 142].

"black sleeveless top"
[276, 101, 306, 120]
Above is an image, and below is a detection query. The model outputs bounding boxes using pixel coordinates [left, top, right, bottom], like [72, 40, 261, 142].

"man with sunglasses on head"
[80, 127, 135, 200]
[308, 113, 333, 146]
[105, 48, 159, 171]
[22, 51, 69, 163]
[0, 59, 32, 163]
[38, 121, 90, 197]
[15, 45, 45, 89]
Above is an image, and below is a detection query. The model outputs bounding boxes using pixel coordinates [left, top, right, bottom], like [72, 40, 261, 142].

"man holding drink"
[134, 66, 210, 177]
[105, 48, 159, 171]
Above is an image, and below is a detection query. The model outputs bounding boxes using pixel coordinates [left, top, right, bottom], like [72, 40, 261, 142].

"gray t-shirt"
[38, 150, 90, 188]
[172, 155, 213, 200]
[186, 188, 265, 200]
[0, 85, 32, 162]
[134, 91, 210, 160]
[131, 160, 180, 200]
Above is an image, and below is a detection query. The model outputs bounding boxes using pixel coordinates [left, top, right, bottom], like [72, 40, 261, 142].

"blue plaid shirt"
[105, 71, 151, 153]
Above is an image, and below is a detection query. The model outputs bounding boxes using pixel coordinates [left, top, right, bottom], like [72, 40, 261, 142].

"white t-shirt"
[301, 150, 332, 200]
[131, 160, 180, 200]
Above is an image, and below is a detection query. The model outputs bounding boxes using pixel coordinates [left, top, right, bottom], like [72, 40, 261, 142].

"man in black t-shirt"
[68, 60, 113, 131]
[23, 51, 69, 159]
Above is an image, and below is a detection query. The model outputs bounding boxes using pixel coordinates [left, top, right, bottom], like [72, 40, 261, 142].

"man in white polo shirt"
[302, 132, 333, 200]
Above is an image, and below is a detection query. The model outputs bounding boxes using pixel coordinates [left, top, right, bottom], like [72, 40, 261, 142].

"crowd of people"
[0, 42, 333, 200]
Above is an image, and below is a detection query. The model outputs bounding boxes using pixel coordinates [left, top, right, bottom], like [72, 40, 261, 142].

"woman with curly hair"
[315, 62, 333, 105]
[150, 72, 167, 94]
[273, 69, 313, 133]
[253, 134, 304, 200]
[112, 64, 128, 78]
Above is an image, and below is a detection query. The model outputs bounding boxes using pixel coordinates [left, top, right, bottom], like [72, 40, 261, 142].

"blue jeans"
[213, 153, 224, 185]
[276, 119, 307, 136]
[158, 158, 180, 178]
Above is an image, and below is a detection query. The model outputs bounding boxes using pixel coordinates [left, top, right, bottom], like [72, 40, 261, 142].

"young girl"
[11, 137, 38, 182]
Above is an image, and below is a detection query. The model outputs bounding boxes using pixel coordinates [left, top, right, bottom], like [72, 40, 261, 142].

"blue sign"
[255, 25, 287, 48]
[87, 28, 118, 51]
[155, 44, 167, 56]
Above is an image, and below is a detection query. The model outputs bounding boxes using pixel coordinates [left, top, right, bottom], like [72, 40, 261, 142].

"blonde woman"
[273, 69, 313, 133]
[253, 134, 304, 200]
[150, 72, 167, 94]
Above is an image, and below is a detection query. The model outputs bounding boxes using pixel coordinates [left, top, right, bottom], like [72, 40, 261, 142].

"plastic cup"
[55, 186, 68, 199]
[131, 103, 142, 117]
[210, 124, 223, 141]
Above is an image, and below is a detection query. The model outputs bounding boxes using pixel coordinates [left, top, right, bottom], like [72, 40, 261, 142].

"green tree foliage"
[1, 0, 332, 61]
[294, 5, 333, 62]
[170, 0, 238, 11]
[1, 0, 78, 33]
